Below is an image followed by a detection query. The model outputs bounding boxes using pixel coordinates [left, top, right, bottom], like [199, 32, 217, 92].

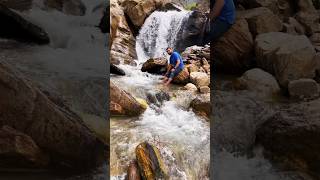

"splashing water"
[136, 10, 191, 63]
[111, 9, 209, 179]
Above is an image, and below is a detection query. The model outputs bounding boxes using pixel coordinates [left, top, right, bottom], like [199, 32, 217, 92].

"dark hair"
[166, 47, 172, 50]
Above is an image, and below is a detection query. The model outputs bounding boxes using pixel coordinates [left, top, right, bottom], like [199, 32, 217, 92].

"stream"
[110, 10, 210, 179]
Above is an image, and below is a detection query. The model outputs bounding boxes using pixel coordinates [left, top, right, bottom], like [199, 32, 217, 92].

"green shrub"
[185, 2, 197, 10]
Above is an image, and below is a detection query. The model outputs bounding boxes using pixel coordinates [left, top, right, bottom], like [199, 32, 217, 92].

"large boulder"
[288, 78, 319, 100]
[0, 4, 50, 44]
[238, 7, 283, 36]
[44, 0, 86, 16]
[237, 68, 281, 99]
[213, 19, 254, 73]
[110, 0, 137, 64]
[256, 99, 320, 174]
[190, 72, 210, 88]
[255, 32, 317, 88]
[0, 126, 49, 168]
[190, 93, 210, 119]
[172, 67, 190, 84]
[212, 91, 274, 153]
[135, 142, 167, 180]
[141, 57, 167, 74]
[122, 0, 170, 28]
[110, 81, 146, 116]
[0, 62, 106, 170]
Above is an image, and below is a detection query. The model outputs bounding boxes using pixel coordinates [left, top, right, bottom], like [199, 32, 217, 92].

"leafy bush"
[185, 2, 197, 10]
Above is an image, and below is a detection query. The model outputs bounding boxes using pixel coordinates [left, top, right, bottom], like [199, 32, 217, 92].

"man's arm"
[209, 0, 225, 20]
[174, 59, 180, 70]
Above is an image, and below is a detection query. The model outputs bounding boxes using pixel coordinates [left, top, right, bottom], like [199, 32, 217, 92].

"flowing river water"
[110, 10, 210, 179]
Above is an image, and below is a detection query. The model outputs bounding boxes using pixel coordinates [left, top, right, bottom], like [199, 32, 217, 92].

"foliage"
[185, 2, 198, 10]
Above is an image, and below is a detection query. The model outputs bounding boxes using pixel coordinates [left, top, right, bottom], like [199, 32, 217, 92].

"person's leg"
[203, 19, 232, 45]
[164, 68, 182, 86]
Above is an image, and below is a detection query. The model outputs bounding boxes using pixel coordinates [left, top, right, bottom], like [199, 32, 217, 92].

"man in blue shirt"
[163, 47, 185, 86]
[203, 0, 236, 44]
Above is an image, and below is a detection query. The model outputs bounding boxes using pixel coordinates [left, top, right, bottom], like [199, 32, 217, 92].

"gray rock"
[288, 78, 319, 100]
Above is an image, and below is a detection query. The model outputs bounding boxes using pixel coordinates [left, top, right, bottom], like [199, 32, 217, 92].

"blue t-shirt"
[169, 52, 184, 69]
[210, 0, 236, 24]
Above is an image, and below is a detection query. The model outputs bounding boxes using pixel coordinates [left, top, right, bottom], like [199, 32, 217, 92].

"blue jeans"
[166, 67, 183, 79]
[203, 18, 232, 45]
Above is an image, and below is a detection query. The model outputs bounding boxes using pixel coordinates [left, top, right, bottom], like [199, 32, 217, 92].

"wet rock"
[0, 4, 50, 44]
[213, 19, 254, 73]
[0, 62, 106, 170]
[190, 93, 210, 119]
[190, 72, 210, 88]
[135, 142, 167, 180]
[199, 86, 210, 94]
[146, 90, 170, 106]
[123, 0, 170, 28]
[44, 0, 86, 16]
[141, 57, 167, 74]
[110, 81, 145, 116]
[110, 0, 137, 64]
[127, 160, 141, 180]
[184, 83, 198, 93]
[212, 91, 274, 153]
[255, 32, 317, 88]
[98, 7, 109, 33]
[238, 7, 282, 36]
[172, 67, 190, 84]
[176, 10, 207, 51]
[0, 126, 49, 168]
[110, 64, 125, 76]
[288, 79, 319, 100]
[256, 99, 320, 174]
[237, 68, 280, 98]
[0, 0, 32, 11]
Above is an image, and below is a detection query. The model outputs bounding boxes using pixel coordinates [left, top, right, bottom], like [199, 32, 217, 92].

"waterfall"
[135, 10, 191, 63]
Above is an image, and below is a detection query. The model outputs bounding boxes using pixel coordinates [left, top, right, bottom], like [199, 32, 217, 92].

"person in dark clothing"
[163, 47, 184, 86]
[203, 0, 236, 44]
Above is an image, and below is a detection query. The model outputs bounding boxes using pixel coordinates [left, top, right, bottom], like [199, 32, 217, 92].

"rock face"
[237, 68, 280, 98]
[256, 99, 320, 173]
[213, 19, 254, 73]
[0, 126, 49, 168]
[141, 57, 167, 74]
[0, 62, 105, 170]
[190, 93, 210, 119]
[190, 72, 210, 88]
[288, 79, 319, 100]
[172, 67, 190, 84]
[212, 91, 273, 153]
[255, 32, 317, 88]
[44, 0, 86, 16]
[110, 81, 145, 116]
[0, 4, 50, 44]
[238, 7, 283, 36]
[0, 0, 32, 11]
[176, 10, 207, 51]
[135, 142, 167, 180]
[122, 0, 170, 28]
[110, 0, 137, 64]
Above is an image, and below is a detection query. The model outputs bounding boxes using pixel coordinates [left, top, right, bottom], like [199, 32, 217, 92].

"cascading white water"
[135, 10, 191, 63]
[111, 9, 210, 179]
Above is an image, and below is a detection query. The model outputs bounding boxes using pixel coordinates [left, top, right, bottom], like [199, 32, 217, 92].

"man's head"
[166, 47, 173, 55]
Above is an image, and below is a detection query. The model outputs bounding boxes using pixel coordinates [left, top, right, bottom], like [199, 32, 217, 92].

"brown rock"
[255, 32, 317, 88]
[213, 19, 254, 73]
[190, 72, 210, 88]
[135, 142, 167, 180]
[0, 126, 49, 168]
[0, 62, 105, 170]
[238, 7, 283, 36]
[187, 64, 199, 73]
[127, 160, 141, 180]
[190, 94, 211, 119]
[288, 79, 319, 100]
[141, 57, 167, 74]
[110, 81, 145, 116]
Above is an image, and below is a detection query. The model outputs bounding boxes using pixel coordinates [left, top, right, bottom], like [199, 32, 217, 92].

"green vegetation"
[185, 2, 198, 10]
